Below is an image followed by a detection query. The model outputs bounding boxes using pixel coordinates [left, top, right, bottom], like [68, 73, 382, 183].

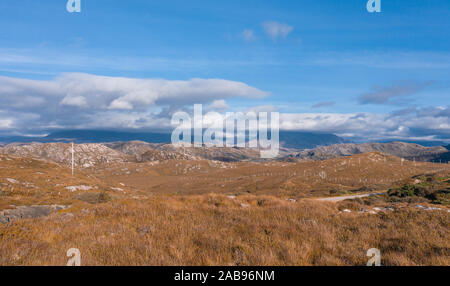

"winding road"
[315, 191, 387, 202]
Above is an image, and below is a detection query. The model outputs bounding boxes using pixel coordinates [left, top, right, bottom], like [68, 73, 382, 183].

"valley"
[0, 142, 449, 265]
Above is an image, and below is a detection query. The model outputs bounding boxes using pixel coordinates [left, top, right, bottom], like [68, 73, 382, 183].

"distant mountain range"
[287, 142, 450, 163]
[0, 130, 172, 145]
[0, 130, 449, 164]
[1, 140, 449, 165]
[0, 129, 350, 150]
[376, 139, 450, 147]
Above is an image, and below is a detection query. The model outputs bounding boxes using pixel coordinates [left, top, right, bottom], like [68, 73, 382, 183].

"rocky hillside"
[173, 146, 261, 162]
[0, 143, 131, 167]
[106, 141, 296, 162]
[104, 141, 161, 161]
[105, 141, 199, 161]
[287, 142, 449, 162]
[108, 141, 265, 162]
[1, 141, 448, 166]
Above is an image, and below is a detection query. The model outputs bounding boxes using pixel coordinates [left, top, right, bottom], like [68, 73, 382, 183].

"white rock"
[6, 178, 19, 184]
[65, 185, 93, 192]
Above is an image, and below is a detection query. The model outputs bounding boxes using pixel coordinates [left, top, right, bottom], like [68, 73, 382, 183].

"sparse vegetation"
[0, 195, 449, 266]
[387, 175, 450, 205]
[75, 192, 113, 204]
[0, 151, 449, 266]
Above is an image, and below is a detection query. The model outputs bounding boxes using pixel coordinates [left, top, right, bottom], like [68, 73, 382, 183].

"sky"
[0, 0, 449, 142]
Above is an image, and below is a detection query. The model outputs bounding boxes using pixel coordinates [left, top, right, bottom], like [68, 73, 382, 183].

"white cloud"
[208, 99, 230, 112]
[108, 99, 134, 110]
[60, 95, 88, 107]
[0, 119, 13, 129]
[359, 81, 433, 105]
[0, 73, 448, 142]
[0, 73, 268, 111]
[278, 110, 450, 141]
[0, 73, 268, 132]
[241, 29, 256, 42]
[261, 21, 293, 40]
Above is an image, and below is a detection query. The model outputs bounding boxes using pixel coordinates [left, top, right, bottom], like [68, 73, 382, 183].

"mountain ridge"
[1, 140, 449, 165]
[0, 129, 349, 150]
[287, 142, 449, 163]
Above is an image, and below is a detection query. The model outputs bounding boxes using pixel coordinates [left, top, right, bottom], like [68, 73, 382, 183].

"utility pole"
[72, 142, 74, 176]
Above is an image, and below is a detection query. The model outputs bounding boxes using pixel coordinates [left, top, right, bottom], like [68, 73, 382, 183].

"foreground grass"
[0, 194, 448, 266]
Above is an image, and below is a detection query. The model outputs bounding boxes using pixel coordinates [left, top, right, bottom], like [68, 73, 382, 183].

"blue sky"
[0, 0, 449, 142]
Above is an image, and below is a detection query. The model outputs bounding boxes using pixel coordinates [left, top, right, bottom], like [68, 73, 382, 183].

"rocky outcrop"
[107, 141, 299, 162]
[104, 141, 159, 161]
[105, 141, 197, 161]
[0, 143, 131, 167]
[0, 205, 69, 223]
[288, 142, 448, 162]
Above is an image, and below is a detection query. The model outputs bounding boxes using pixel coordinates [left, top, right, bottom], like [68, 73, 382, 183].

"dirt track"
[315, 191, 386, 202]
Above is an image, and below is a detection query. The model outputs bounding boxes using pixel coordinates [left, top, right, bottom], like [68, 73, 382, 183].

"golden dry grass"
[0, 195, 448, 266]
[0, 153, 449, 266]
[98, 152, 450, 198]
